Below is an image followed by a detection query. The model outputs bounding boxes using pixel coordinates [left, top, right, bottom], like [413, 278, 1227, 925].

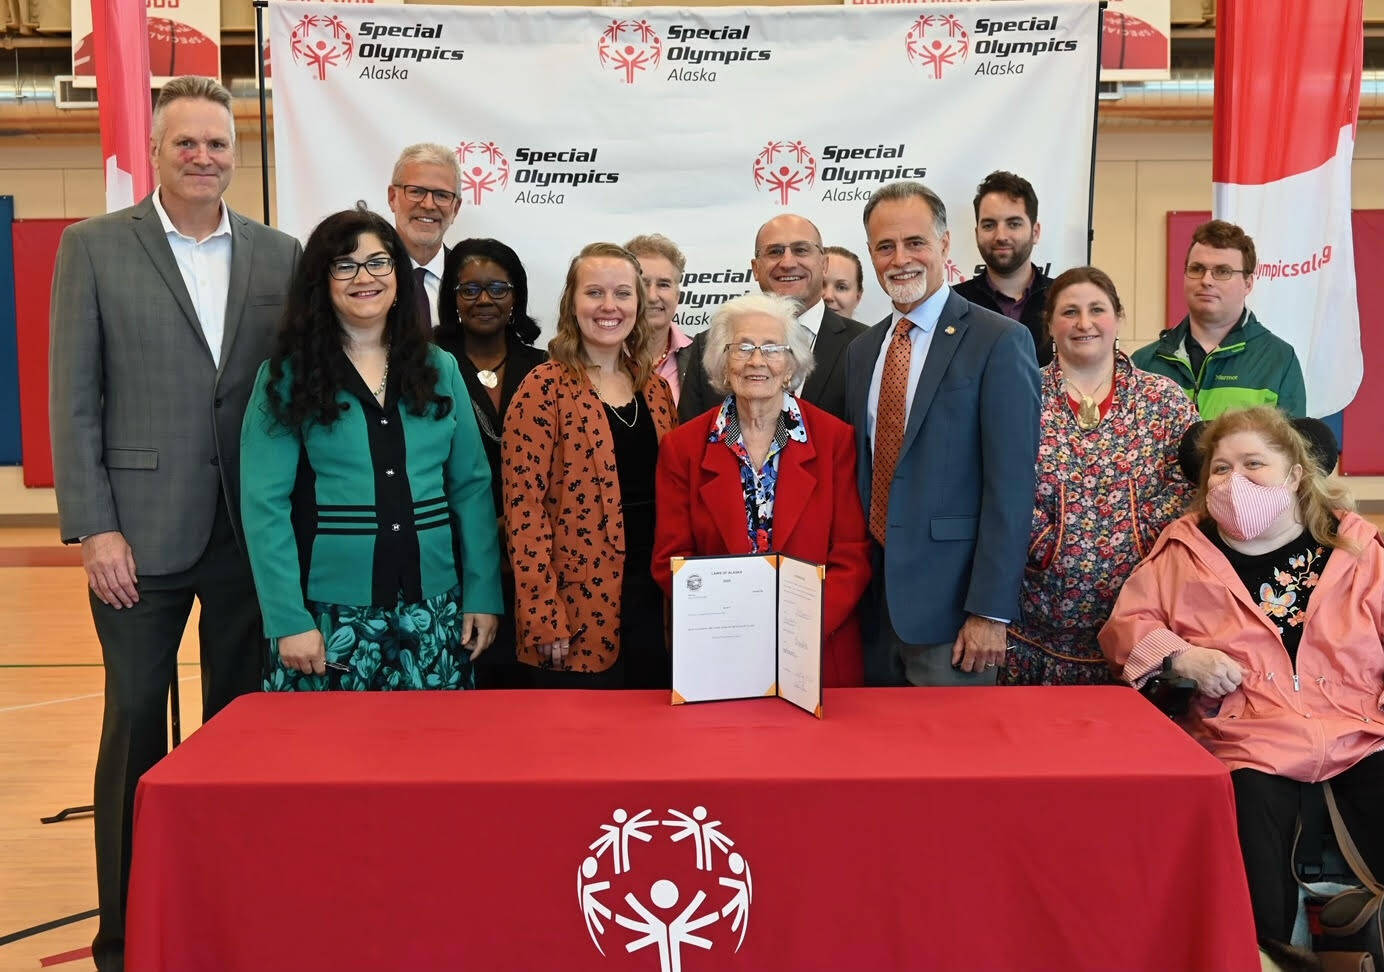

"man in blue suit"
[845, 181, 1040, 686]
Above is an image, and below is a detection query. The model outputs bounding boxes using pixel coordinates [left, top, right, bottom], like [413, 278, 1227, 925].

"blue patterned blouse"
[708, 393, 809, 552]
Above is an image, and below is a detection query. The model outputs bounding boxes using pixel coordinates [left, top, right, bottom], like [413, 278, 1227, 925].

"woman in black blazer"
[434, 237, 548, 687]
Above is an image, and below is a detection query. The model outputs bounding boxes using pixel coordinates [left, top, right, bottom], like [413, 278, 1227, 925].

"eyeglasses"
[1185, 263, 1250, 281]
[756, 242, 821, 261]
[726, 342, 793, 361]
[328, 256, 395, 280]
[456, 281, 515, 301]
[393, 183, 458, 207]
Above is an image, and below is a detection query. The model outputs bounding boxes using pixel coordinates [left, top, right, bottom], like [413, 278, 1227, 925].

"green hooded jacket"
[1130, 310, 1306, 419]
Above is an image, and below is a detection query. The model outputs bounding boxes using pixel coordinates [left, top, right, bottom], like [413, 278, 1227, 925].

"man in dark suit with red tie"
[387, 143, 462, 329]
[845, 181, 1040, 687]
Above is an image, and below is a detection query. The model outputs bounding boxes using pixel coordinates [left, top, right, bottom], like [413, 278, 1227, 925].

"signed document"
[669, 553, 823, 718]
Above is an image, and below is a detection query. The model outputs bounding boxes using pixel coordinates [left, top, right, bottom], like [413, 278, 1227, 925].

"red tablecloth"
[126, 688, 1258, 971]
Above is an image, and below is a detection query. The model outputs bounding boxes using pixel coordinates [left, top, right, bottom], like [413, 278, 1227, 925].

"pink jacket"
[1099, 511, 1384, 781]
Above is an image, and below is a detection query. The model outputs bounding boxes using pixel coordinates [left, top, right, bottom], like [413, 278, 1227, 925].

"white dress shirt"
[791, 298, 826, 393]
[866, 284, 950, 451]
[152, 187, 232, 367]
[412, 248, 447, 329]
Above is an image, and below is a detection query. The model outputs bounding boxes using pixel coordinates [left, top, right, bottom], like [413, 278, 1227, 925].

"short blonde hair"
[702, 292, 815, 396]
[152, 76, 233, 147]
[625, 233, 686, 275]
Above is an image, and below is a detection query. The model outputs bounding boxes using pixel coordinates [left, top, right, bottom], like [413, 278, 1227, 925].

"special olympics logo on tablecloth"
[455, 141, 511, 205]
[752, 141, 817, 206]
[289, 14, 354, 81]
[577, 806, 753, 971]
[598, 20, 664, 84]
[905, 14, 970, 79]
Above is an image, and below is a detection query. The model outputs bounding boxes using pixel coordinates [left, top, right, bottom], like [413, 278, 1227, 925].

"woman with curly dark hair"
[434, 238, 547, 688]
[240, 205, 502, 691]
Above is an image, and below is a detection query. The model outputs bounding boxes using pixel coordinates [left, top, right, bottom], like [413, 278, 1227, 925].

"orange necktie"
[869, 317, 913, 545]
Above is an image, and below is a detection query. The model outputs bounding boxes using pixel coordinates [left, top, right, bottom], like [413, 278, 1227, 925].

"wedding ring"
[984, 662, 996, 669]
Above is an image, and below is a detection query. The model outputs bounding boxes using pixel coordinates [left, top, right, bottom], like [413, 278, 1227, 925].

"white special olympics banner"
[270, 1, 1099, 333]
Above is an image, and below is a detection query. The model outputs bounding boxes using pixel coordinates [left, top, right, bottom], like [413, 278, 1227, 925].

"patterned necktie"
[414, 266, 431, 329]
[869, 317, 913, 545]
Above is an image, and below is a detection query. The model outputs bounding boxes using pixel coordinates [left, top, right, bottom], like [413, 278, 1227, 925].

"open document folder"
[669, 553, 824, 718]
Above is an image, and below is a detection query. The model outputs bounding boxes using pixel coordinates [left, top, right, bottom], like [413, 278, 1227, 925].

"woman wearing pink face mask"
[1100, 405, 1384, 958]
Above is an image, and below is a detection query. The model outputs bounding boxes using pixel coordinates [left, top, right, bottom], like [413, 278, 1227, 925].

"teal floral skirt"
[263, 585, 473, 692]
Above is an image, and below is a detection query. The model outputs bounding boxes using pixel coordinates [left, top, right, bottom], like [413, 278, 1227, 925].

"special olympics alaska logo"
[454, 140, 511, 205]
[905, 14, 970, 79]
[288, 14, 354, 81]
[752, 140, 817, 206]
[598, 19, 663, 84]
[578, 806, 753, 971]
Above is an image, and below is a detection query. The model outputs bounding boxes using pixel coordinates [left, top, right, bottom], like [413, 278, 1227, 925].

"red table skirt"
[126, 687, 1258, 971]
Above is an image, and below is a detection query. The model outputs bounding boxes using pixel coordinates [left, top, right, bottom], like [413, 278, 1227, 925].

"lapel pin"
[944, 325, 956, 335]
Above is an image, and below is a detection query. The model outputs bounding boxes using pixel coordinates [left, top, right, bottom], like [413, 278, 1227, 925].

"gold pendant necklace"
[1064, 371, 1112, 432]
[474, 355, 507, 389]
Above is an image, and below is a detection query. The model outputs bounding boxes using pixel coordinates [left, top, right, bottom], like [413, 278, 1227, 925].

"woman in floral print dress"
[1001, 267, 1198, 686]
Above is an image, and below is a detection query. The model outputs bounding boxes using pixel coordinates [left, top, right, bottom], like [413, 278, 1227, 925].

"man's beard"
[980, 237, 1033, 275]
[882, 267, 931, 305]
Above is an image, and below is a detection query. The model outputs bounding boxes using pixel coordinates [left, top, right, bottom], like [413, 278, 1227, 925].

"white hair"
[391, 143, 462, 193]
[702, 292, 815, 396]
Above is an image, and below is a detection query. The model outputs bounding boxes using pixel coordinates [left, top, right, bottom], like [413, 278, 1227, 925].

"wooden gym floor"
[0, 527, 205, 971]
[3, 514, 1383, 970]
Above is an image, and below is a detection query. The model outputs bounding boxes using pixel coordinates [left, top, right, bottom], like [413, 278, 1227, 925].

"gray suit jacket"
[845, 290, 1040, 648]
[49, 194, 302, 575]
[677, 305, 865, 422]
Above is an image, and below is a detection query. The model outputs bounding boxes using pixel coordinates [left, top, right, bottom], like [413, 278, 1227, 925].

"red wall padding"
[1165, 210, 1384, 476]
[14, 219, 76, 487]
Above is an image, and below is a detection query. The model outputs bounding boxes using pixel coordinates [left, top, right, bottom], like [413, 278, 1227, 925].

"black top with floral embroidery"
[1200, 520, 1327, 664]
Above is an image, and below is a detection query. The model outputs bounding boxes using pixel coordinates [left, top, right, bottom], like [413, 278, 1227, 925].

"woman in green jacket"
[241, 206, 502, 691]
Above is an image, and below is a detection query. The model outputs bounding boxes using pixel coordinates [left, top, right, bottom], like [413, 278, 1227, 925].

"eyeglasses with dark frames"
[328, 256, 396, 280]
[1184, 263, 1250, 281]
[456, 281, 515, 301]
[393, 183, 458, 207]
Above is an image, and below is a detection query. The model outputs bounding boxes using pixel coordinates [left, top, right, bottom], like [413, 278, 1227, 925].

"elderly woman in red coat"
[652, 292, 872, 685]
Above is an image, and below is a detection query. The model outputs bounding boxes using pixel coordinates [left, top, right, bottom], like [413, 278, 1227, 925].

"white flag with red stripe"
[1212, 0, 1364, 417]
[92, 0, 155, 212]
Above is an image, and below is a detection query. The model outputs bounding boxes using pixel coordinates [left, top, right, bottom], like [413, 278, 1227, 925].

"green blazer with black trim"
[240, 345, 503, 639]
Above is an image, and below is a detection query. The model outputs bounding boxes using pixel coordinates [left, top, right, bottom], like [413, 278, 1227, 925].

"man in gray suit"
[845, 181, 1039, 687]
[48, 76, 300, 971]
[679, 213, 865, 421]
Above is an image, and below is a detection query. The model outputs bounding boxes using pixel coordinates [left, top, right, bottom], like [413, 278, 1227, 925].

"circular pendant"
[477, 369, 499, 389]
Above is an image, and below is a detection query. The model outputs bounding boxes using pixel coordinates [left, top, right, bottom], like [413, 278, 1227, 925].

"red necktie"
[869, 317, 913, 545]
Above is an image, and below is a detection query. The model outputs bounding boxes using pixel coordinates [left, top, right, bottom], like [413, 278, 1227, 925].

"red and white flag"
[91, 0, 155, 212]
[1213, 0, 1364, 416]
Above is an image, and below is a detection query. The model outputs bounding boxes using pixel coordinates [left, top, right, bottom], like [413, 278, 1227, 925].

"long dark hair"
[436, 237, 541, 347]
[267, 205, 450, 427]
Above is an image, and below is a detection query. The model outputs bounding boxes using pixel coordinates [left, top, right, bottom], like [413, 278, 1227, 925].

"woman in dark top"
[501, 242, 677, 689]
[434, 238, 547, 688]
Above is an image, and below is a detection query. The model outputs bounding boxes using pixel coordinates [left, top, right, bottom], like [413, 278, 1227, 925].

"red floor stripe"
[39, 946, 92, 967]
[0, 547, 82, 567]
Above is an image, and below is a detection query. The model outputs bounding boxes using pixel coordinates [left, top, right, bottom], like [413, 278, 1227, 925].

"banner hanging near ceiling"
[270, 0, 1100, 331]
[72, 0, 221, 85]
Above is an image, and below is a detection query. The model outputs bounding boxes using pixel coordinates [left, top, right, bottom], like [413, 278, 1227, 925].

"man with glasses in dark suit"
[49, 75, 301, 970]
[679, 213, 865, 421]
[386, 143, 462, 329]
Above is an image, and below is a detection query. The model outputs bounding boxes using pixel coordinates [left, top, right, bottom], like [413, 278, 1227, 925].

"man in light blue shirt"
[844, 181, 1040, 687]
